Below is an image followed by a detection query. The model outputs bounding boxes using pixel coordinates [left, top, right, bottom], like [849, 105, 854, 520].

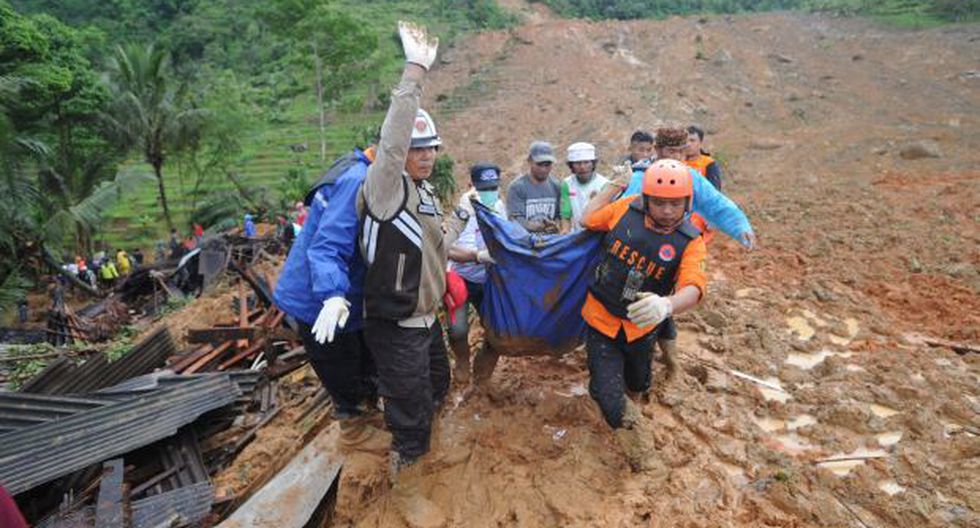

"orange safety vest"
[685, 154, 716, 244]
[685, 154, 714, 177]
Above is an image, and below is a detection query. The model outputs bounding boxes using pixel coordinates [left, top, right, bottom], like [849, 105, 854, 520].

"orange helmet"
[642, 159, 693, 199]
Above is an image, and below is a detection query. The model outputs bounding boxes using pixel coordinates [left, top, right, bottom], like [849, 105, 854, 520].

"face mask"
[478, 190, 499, 206]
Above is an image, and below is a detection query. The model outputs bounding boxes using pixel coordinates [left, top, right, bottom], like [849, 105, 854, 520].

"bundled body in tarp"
[475, 201, 601, 356]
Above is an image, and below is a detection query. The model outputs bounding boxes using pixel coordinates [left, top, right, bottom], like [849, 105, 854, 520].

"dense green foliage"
[530, 0, 978, 22]
[0, 0, 511, 316]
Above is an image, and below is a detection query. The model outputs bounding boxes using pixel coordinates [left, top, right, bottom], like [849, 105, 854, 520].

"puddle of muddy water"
[879, 480, 906, 495]
[772, 433, 815, 455]
[759, 385, 791, 403]
[785, 350, 833, 369]
[816, 447, 889, 476]
[801, 310, 828, 327]
[876, 431, 903, 447]
[869, 403, 900, 419]
[754, 414, 818, 433]
[751, 415, 785, 433]
[786, 316, 815, 341]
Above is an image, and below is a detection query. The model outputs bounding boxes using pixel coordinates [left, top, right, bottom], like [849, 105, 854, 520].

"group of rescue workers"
[273, 22, 756, 482]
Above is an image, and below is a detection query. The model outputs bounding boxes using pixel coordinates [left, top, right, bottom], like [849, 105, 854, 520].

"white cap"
[411, 108, 442, 148]
[567, 142, 596, 163]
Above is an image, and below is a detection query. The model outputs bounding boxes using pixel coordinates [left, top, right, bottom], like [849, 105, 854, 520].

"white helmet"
[567, 142, 596, 163]
[411, 108, 442, 148]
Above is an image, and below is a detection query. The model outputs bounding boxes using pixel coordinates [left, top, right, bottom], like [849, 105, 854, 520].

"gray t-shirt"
[506, 174, 562, 232]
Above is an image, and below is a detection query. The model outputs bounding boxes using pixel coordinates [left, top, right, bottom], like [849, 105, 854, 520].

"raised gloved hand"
[312, 296, 350, 344]
[739, 230, 757, 251]
[398, 21, 439, 71]
[626, 292, 673, 329]
[476, 249, 495, 264]
[609, 162, 632, 189]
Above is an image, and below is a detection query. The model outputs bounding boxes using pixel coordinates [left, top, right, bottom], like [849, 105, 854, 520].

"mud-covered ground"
[324, 3, 979, 527]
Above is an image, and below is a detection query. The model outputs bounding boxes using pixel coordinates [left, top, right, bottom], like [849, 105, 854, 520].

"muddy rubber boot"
[336, 418, 390, 514]
[471, 343, 500, 386]
[391, 465, 446, 528]
[615, 400, 669, 478]
[339, 416, 388, 456]
[450, 338, 471, 385]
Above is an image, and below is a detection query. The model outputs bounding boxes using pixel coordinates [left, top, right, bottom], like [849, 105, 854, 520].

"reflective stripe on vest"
[361, 178, 424, 320]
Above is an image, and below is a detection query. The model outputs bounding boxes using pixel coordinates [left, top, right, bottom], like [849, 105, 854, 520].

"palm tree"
[102, 43, 205, 232]
[0, 74, 153, 310]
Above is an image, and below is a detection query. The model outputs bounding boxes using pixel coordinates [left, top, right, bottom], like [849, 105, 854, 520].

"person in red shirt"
[580, 159, 707, 471]
[294, 201, 308, 227]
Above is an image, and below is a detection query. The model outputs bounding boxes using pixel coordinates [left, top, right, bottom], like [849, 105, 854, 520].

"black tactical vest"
[361, 178, 425, 320]
[588, 197, 700, 319]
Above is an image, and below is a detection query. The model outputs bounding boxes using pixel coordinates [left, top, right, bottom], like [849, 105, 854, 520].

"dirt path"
[336, 7, 979, 528]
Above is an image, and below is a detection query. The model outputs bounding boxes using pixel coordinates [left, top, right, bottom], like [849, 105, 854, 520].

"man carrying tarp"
[560, 142, 608, 233]
[507, 141, 565, 234]
[356, 21, 468, 479]
[448, 163, 504, 384]
[580, 159, 707, 471]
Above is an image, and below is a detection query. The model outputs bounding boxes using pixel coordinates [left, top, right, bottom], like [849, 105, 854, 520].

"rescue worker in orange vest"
[684, 125, 721, 190]
[681, 125, 718, 244]
[580, 159, 707, 471]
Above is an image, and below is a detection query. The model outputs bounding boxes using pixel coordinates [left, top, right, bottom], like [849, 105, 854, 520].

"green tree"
[102, 42, 206, 232]
[257, 0, 380, 163]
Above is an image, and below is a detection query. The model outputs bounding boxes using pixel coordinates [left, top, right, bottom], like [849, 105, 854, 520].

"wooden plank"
[94, 459, 126, 528]
[187, 327, 257, 344]
[169, 344, 213, 372]
[183, 341, 234, 374]
[218, 338, 268, 371]
[237, 280, 249, 350]
[217, 426, 341, 528]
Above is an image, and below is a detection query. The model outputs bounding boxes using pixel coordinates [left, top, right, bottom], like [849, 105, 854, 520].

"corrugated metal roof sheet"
[20, 328, 177, 395]
[131, 482, 213, 528]
[0, 392, 111, 433]
[0, 374, 240, 494]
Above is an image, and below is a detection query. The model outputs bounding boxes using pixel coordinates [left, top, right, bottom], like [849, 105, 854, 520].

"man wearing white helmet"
[330, 21, 469, 478]
[560, 142, 609, 233]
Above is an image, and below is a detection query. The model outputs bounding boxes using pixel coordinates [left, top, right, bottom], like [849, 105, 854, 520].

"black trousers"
[586, 325, 658, 429]
[363, 317, 451, 460]
[298, 323, 377, 416]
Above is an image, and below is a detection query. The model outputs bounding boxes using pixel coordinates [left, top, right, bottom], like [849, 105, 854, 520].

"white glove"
[609, 162, 632, 189]
[476, 249, 495, 264]
[626, 292, 673, 329]
[739, 230, 757, 251]
[398, 21, 439, 70]
[312, 296, 350, 344]
[457, 188, 477, 216]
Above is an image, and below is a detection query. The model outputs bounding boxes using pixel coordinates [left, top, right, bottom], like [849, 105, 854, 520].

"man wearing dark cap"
[506, 141, 564, 234]
[447, 163, 505, 383]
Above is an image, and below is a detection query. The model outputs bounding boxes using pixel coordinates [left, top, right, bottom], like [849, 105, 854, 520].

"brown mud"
[331, 4, 979, 527]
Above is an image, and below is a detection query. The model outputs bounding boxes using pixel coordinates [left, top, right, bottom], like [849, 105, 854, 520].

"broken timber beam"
[217, 426, 342, 528]
[94, 459, 126, 528]
[187, 327, 257, 345]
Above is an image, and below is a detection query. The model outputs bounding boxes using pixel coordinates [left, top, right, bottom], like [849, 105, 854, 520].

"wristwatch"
[454, 207, 470, 222]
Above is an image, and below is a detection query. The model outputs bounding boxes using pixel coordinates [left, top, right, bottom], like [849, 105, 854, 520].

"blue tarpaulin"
[475, 201, 602, 356]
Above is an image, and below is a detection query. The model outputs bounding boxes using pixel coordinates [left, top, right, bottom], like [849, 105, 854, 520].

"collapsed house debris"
[0, 233, 341, 527]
